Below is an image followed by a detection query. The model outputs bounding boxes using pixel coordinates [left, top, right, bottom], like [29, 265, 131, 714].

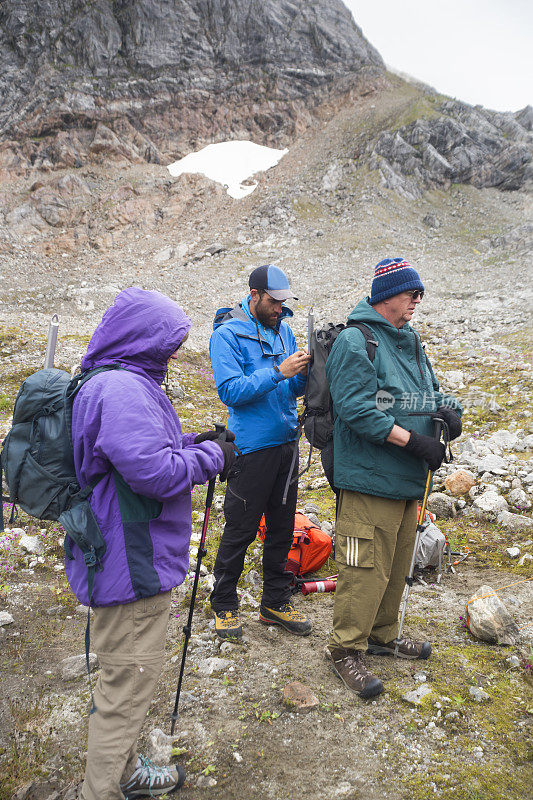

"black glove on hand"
[195, 429, 235, 444]
[215, 441, 237, 482]
[434, 406, 462, 440]
[404, 430, 446, 472]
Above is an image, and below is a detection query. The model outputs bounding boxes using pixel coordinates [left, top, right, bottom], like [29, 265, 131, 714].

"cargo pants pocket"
[335, 524, 375, 569]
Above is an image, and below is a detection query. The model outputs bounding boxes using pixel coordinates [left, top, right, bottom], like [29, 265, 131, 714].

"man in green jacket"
[325, 258, 462, 698]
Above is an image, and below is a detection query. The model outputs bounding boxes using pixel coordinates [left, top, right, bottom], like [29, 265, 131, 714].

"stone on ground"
[466, 585, 520, 646]
[282, 681, 319, 712]
[444, 469, 476, 496]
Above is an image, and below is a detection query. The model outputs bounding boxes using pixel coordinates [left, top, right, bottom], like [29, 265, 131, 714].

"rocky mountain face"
[0, 0, 384, 170]
[371, 100, 533, 198]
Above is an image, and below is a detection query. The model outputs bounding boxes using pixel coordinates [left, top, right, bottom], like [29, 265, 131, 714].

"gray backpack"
[303, 321, 378, 450]
[0, 365, 125, 590]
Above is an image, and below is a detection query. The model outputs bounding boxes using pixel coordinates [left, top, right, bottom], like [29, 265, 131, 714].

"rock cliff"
[0, 0, 384, 168]
[370, 100, 532, 197]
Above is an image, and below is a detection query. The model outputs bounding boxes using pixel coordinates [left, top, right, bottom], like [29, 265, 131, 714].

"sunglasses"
[405, 290, 424, 300]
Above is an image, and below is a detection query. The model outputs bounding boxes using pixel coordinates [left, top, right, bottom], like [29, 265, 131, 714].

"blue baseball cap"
[248, 264, 297, 301]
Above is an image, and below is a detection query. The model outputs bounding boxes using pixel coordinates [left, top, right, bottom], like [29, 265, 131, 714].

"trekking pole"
[44, 314, 59, 368]
[394, 419, 443, 657]
[170, 422, 227, 735]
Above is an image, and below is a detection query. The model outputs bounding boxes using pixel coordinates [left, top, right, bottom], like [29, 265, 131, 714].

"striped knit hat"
[369, 257, 424, 305]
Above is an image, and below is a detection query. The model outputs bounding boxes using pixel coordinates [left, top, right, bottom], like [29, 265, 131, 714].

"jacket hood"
[347, 297, 413, 332]
[213, 295, 293, 331]
[81, 288, 192, 384]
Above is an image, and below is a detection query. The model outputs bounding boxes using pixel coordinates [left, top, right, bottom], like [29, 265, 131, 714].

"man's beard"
[255, 299, 279, 329]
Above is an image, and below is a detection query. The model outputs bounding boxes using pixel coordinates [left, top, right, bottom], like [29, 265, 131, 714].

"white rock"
[507, 655, 521, 668]
[518, 553, 533, 566]
[233, 751, 243, 763]
[477, 454, 507, 475]
[18, 533, 45, 555]
[153, 246, 174, 264]
[196, 657, 232, 676]
[0, 611, 15, 627]
[146, 727, 174, 764]
[487, 430, 519, 451]
[506, 547, 520, 558]
[469, 686, 489, 702]
[466, 585, 520, 646]
[508, 488, 531, 510]
[402, 684, 433, 705]
[472, 491, 508, 515]
[496, 511, 533, 532]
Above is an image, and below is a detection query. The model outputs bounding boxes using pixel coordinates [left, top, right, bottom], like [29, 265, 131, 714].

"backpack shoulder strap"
[346, 321, 378, 362]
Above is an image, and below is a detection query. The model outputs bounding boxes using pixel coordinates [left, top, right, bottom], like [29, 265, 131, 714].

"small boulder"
[0, 611, 14, 627]
[466, 585, 520, 645]
[505, 547, 520, 558]
[196, 657, 232, 676]
[402, 684, 433, 705]
[282, 681, 319, 713]
[427, 492, 456, 519]
[472, 491, 508, 516]
[60, 653, 98, 679]
[146, 727, 174, 764]
[444, 469, 476, 496]
[477, 454, 507, 475]
[18, 533, 45, 555]
[496, 510, 533, 532]
[469, 686, 490, 702]
[507, 488, 531, 511]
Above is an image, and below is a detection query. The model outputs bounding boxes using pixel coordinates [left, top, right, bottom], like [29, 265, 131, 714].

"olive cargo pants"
[329, 490, 418, 651]
[80, 591, 171, 800]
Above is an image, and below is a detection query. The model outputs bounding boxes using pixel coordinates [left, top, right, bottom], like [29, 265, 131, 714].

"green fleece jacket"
[325, 298, 461, 500]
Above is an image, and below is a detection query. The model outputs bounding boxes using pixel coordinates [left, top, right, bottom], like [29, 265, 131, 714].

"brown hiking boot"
[326, 646, 384, 698]
[367, 637, 431, 660]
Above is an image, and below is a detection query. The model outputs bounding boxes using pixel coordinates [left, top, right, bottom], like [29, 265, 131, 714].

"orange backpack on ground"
[257, 512, 333, 577]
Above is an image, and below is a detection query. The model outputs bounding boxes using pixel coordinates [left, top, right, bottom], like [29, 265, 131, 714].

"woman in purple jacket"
[68, 288, 231, 799]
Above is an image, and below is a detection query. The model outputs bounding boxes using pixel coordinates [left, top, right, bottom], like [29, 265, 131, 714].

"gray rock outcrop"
[370, 100, 532, 198]
[0, 0, 384, 167]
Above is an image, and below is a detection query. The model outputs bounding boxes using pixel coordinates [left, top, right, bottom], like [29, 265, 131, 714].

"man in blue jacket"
[209, 265, 312, 639]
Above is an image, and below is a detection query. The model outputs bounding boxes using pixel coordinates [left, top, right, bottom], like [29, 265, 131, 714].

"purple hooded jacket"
[65, 288, 223, 607]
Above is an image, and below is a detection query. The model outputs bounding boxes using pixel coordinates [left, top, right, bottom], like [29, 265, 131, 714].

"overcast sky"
[344, 0, 532, 112]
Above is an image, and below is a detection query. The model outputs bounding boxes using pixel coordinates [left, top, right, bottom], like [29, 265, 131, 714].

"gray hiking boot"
[120, 755, 185, 797]
[326, 646, 384, 698]
[367, 637, 432, 660]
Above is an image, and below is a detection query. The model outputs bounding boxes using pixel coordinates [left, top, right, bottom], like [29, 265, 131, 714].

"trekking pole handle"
[44, 314, 59, 369]
[206, 423, 227, 507]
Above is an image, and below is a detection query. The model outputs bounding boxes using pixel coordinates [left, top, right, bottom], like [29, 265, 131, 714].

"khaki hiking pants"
[330, 490, 418, 651]
[80, 590, 171, 800]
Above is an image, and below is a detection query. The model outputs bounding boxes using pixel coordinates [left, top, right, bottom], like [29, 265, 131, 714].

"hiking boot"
[120, 755, 185, 797]
[326, 646, 384, 698]
[367, 637, 432, 660]
[214, 609, 243, 640]
[259, 602, 312, 636]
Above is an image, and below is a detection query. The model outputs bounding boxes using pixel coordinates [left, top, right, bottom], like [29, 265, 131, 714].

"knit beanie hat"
[369, 257, 424, 305]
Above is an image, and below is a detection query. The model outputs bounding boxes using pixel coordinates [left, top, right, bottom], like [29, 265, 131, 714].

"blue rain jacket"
[209, 296, 306, 454]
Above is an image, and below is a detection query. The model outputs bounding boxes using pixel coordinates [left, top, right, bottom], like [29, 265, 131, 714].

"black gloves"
[434, 406, 462, 441]
[404, 430, 446, 472]
[215, 441, 237, 481]
[195, 429, 235, 444]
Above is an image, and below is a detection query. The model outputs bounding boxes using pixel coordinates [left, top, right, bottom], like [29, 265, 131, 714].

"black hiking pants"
[210, 443, 298, 612]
